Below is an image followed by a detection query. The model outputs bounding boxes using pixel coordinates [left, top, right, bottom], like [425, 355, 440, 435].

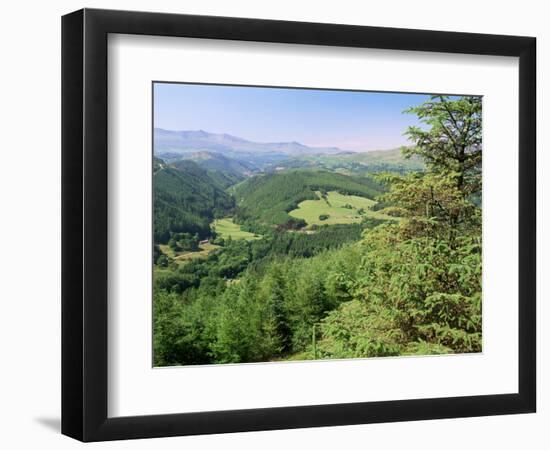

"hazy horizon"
[153, 127, 410, 153]
[154, 83, 431, 152]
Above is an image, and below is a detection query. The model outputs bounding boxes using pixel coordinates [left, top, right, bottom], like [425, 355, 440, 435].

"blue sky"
[153, 83, 431, 152]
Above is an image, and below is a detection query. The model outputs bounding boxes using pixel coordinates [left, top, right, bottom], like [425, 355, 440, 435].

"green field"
[289, 191, 392, 227]
[159, 242, 220, 265]
[212, 218, 261, 240]
[175, 242, 220, 261]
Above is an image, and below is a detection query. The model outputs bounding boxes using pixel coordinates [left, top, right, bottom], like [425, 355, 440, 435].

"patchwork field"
[289, 191, 392, 227]
[212, 218, 261, 240]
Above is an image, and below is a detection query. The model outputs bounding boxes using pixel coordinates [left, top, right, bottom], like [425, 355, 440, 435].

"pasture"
[159, 242, 220, 265]
[212, 218, 261, 240]
[289, 191, 392, 227]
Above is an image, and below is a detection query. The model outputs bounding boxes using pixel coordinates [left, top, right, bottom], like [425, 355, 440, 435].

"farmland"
[289, 191, 393, 227]
[211, 218, 261, 240]
[159, 241, 220, 265]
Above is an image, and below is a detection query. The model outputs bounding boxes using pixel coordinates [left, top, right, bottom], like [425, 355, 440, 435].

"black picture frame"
[62, 8, 536, 442]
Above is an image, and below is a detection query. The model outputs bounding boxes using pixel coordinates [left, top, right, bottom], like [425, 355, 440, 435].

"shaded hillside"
[233, 170, 383, 228]
[171, 157, 244, 188]
[154, 159, 234, 243]
[170, 151, 256, 187]
[178, 151, 257, 175]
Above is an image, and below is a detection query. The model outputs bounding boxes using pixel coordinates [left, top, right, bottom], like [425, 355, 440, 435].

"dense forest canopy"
[153, 159, 235, 243]
[153, 95, 482, 366]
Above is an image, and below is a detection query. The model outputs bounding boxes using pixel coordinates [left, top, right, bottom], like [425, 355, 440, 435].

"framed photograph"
[61, 8, 536, 441]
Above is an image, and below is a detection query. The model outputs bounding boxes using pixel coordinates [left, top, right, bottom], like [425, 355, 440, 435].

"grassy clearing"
[212, 218, 261, 241]
[174, 242, 220, 261]
[159, 242, 220, 265]
[289, 191, 393, 227]
[158, 244, 176, 258]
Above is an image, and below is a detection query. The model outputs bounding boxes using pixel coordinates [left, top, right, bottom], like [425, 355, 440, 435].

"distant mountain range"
[154, 129, 423, 176]
[154, 129, 346, 157]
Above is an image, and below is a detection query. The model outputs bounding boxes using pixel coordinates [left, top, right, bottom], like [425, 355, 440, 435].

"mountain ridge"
[154, 128, 347, 156]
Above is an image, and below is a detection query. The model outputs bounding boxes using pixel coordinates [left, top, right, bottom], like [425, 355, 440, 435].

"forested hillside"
[171, 157, 245, 188]
[154, 159, 234, 243]
[233, 170, 383, 228]
[175, 151, 256, 178]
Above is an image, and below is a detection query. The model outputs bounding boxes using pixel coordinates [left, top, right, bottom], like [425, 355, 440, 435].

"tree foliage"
[318, 96, 482, 358]
[403, 95, 482, 196]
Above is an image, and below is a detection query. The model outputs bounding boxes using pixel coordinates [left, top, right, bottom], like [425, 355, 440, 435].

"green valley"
[152, 94, 483, 368]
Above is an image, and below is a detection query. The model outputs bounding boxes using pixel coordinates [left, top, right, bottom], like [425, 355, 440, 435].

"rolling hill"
[154, 159, 234, 243]
[289, 191, 393, 227]
[154, 129, 349, 169]
[154, 129, 425, 176]
[233, 170, 384, 228]
[170, 155, 246, 188]
[179, 151, 256, 174]
[268, 147, 424, 175]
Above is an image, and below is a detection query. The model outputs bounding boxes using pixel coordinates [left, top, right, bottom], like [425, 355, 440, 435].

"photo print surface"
[152, 82, 482, 367]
